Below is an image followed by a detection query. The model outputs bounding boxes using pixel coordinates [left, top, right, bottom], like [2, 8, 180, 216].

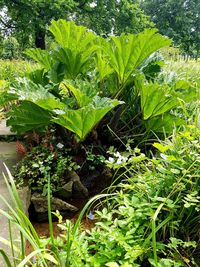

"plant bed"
[13, 129, 114, 222]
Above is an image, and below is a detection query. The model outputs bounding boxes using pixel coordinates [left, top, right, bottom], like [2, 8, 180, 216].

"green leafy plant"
[66, 124, 200, 266]
[0, 165, 58, 267]
[52, 96, 122, 141]
[14, 143, 79, 195]
[98, 29, 171, 96]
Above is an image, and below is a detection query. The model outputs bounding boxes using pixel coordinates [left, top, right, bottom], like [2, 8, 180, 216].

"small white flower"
[108, 157, 115, 163]
[114, 151, 121, 157]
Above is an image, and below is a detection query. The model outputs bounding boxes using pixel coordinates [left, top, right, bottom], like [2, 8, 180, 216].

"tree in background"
[141, 0, 200, 58]
[0, 0, 76, 49]
[76, 0, 153, 36]
[0, 0, 152, 50]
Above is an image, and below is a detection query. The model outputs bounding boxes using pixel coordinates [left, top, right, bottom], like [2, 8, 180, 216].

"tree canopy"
[0, 0, 152, 50]
[141, 0, 200, 57]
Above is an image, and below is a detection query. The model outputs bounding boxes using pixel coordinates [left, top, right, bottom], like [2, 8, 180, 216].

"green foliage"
[15, 144, 79, 195]
[1, 123, 200, 266]
[141, 0, 200, 58]
[26, 49, 52, 70]
[0, 165, 109, 267]
[0, 37, 20, 59]
[0, 165, 56, 267]
[2, 20, 198, 145]
[100, 29, 171, 93]
[7, 101, 52, 134]
[0, 59, 36, 82]
[0, 0, 76, 49]
[0, 0, 152, 52]
[163, 60, 200, 83]
[53, 96, 122, 141]
[140, 82, 177, 120]
[67, 125, 200, 266]
[5, 75, 121, 140]
[50, 20, 98, 79]
[86, 148, 106, 171]
[4, 20, 196, 144]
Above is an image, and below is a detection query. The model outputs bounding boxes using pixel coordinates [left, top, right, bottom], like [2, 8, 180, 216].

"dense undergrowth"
[1, 124, 199, 266]
[0, 19, 199, 267]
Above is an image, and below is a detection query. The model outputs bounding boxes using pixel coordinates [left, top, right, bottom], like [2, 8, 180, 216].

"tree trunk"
[35, 28, 46, 49]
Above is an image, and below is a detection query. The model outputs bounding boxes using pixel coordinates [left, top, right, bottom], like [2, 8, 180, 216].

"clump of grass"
[164, 59, 200, 82]
[0, 59, 37, 83]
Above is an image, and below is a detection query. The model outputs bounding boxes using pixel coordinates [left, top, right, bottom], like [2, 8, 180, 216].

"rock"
[55, 181, 73, 200]
[31, 192, 78, 213]
[73, 179, 88, 198]
[67, 171, 88, 198]
[82, 167, 113, 195]
[67, 171, 80, 182]
[18, 186, 31, 216]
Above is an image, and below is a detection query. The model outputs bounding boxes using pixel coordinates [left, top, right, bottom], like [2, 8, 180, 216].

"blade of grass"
[8, 220, 16, 267]
[152, 203, 164, 267]
[0, 249, 12, 267]
[47, 175, 54, 246]
[17, 249, 55, 267]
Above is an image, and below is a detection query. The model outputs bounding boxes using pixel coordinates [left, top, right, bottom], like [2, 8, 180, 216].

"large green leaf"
[61, 81, 97, 108]
[52, 97, 122, 141]
[95, 50, 114, 81]
[102, 29, 171, 86]
[9, 78, 50, 101]
[140, 82, 177, 120]
[49, 20, 97, 50]
[26, 49, 52, 70]
[7, 101, 52, 134]
[49, 20, 98, 79]
[145, 113, 184, 133]
[9, 78, 65, 111]
[28, 68, 49, 87]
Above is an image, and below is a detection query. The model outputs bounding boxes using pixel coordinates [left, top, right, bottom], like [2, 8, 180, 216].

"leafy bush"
[1, 20, 199, 145]
[15, 144, 79, 195]
[65, 125, 200, 266]
[1, 20, 176, 144]
[0, 37, 20, 59]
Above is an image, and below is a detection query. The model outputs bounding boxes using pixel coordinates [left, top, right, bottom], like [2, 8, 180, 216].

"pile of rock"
[30, 171, 89, 221]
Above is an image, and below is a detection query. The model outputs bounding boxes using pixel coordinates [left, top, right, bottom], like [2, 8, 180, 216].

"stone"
[73, 179, 89, 198]
[67, 171, 88, 198]
[55, 181, 73, 200]
[31, 192, 78, 213]
[0, 142, 21, 172]
[18, 186, 32, 216]
[81, 167, 113, 195]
